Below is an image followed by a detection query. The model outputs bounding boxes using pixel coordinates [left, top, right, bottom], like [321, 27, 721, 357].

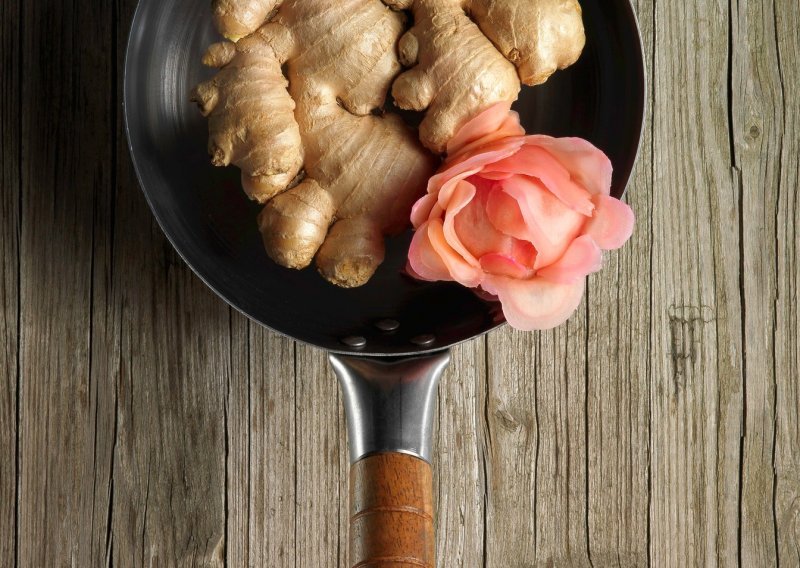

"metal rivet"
[375, 319, 400, 332]
[341, 335, 367, 349]
[410, 334, 436, 347]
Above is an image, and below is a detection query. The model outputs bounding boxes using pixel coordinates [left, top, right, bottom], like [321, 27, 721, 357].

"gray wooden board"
[0, 0, 20, 562]
[2, 0, 799, 566]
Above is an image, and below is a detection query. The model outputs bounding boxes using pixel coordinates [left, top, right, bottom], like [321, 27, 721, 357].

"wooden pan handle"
[349, 452, 435, 568]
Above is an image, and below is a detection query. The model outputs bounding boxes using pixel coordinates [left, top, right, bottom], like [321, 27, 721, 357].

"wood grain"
[227, 321, 298, 566]
[751, 1, 800, 563]
[295, 345, 349, 567]
[434, 341, 487, 567]
[17, 1, 114, 565]
[3, 0, 800, 566]
[772, 3, 800, 562]
[0, 0, 20, 562]
[650, 0, 745, 565]
[733, 1, 782, 564]
[584, 2, 653, 565]
[485, 319, 592, 567]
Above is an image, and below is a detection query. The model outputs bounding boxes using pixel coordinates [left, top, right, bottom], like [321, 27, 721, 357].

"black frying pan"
[125, 1, 645, 563]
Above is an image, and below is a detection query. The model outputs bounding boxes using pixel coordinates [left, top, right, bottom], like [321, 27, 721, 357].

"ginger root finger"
[390, 0, 520, 153]
[258, 179, 335, 270]
[212, 0, 279, 40]
[398, 31, 419, 67]
[316, 218, 385, 288]
[467, 0, 585, 86]
[201, 41, 237, 68]
[190, 23, 303, 204]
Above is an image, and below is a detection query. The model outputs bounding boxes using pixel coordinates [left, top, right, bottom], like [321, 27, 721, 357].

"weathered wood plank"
[584, 1, 653, 564]
[649, 0, 744, 566]
[225, 314, 251, 567]
[294, 345, 348, 566]
[483, 328, 538, 566]
[537, 314, 591, 566]
[771, 1, 800, 563]
[732, 0, 788, 563]
[16, 0, 116, 564]
[0, 0, 20, 562]
[109, 121, 232, 566]
[583, 3, 654, 566]
[237, 322, 297, 566]
[484, 316, 590, 566]
[108, 189, 230, 565]
[434, 340, 486, 565]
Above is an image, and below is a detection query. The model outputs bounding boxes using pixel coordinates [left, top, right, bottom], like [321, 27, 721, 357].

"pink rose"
[407, 102, 635, 331]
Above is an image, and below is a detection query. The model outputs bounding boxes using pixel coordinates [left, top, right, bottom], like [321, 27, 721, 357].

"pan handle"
[330, 351, 451, 568]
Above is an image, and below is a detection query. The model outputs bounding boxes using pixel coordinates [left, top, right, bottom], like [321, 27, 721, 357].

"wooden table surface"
[2, 1, 799, 566]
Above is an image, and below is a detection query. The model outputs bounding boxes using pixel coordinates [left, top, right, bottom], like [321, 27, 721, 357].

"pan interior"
[124, 0, 645, 355]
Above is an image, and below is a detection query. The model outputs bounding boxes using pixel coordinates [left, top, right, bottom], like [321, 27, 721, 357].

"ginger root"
[193, 0, 436, 287]
[385, 0, 585, 153]
[193, 0, 584, 287]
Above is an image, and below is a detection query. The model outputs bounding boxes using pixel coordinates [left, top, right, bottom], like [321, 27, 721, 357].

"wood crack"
[13, 1, 24, 565]
[292, 340, 297, 568]
[481, 334, 490, 568]
[105, 388, 118, 567]
[584, 293, 593, 568]
[728, 6, 745, 566]
[647, 0, 657, 564]
[770, 1, 785, 560]
[727, 0, 738, 169]
[532, 333, 540, 560]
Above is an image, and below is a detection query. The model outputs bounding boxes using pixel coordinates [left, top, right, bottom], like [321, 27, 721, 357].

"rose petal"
[536, 235, 603, 283]
[480, 253, 530, 279]
[436, 168, 481, 210]
[484, 189, 553, 264]
[446, 102, 511, 154]
[582, 195, 635, 250]
[487, 276, 586, 331]
[525, 136, 613, 196]
[429, 136, 526, 207]
[427, 219, 483, 287]
[446, 102, 525, 157]
[492, 176, 586, 268]
[480, 171, 514, 180]
[442, 180, 481, 266]
[408, 221, 454, 282]
[454, 183, 505, 258]
[405, 260, 435, 281]
[485, 145, 595, 216]
[449, 115, 526, 161]
[454, 183, 538, 272]
[435, 136, 526, 190]
[410, 193, 438, 227]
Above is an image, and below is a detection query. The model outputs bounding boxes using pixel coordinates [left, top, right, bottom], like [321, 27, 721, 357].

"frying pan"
[125, 1, 645, 564]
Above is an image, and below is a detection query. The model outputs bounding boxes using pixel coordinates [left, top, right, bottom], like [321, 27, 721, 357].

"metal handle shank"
[330, 351, 451, 568]
[330, 351, 451, 463]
